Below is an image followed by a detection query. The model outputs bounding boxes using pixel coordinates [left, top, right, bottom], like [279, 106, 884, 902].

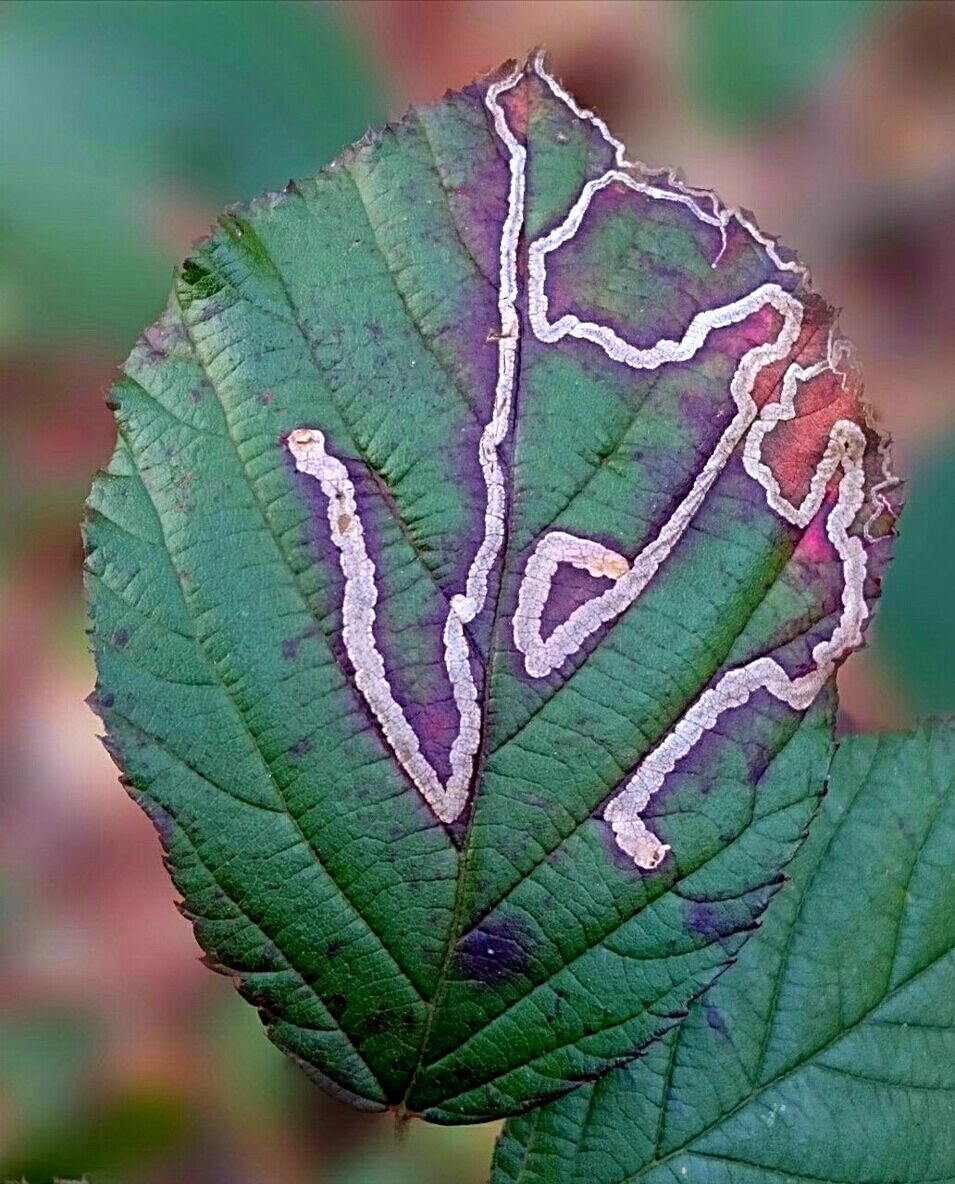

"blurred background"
[1, 1, 953, 1180]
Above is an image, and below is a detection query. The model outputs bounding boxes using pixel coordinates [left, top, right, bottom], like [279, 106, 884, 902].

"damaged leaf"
[85, 55, 898, 1122]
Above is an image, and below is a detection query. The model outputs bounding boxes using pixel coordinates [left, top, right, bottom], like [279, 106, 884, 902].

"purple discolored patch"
[538, 564, 614, 644]
[684, 901, 730, 940]
[543, 182, 772, 351]
[139, 797, 177, 850]
[702, 999, 729, 1037]
[421, 86, 512, 286]
[454, 914, 532, 985]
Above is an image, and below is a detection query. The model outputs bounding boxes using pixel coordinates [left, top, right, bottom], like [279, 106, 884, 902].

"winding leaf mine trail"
[287, 54, 897, 870]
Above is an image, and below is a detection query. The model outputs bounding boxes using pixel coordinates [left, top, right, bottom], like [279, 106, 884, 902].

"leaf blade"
[490, 722, 955, 1180]
[86, 55, 899, 1120]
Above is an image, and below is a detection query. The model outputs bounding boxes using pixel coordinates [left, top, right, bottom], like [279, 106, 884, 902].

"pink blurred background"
[2, 2, 953, 1180]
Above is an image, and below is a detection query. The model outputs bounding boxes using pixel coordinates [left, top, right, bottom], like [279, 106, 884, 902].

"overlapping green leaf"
[85, 56, 898, 1121]
[877, 432, 955, 715]
[491, 722, 955, 1182]
[683, 0, 886, 126]
[0, 0, 380, 346]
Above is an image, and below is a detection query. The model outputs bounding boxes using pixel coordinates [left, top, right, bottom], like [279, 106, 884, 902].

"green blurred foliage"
[329, 1124, 499, 1184]
[0, 0, 382, 348]
[2, 1088, 188, 1184]
[877, 432, 955, 716]
[0, 1014, 103, 1140]
[683, 0, 887, 125]
[0, 1012, 184, 1182]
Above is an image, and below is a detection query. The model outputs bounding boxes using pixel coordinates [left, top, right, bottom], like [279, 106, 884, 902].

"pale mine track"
[287, 57, 876, 870]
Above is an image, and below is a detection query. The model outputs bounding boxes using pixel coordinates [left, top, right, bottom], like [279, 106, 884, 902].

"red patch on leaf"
[765, 371, 858, 510]
[716, 304, 786, 378]
[750, 295, 865, 511]
[498, 80, 530, 138]
[794, 488, 839, 563]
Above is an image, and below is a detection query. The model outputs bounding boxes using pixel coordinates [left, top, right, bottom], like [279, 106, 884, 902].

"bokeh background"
[2, 1, 953, 1180]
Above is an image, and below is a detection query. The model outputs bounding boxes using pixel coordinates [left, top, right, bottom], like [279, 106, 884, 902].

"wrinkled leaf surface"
[85, 56, 898, 1121]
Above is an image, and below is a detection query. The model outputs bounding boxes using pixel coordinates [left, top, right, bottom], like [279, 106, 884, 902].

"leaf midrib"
[396, 112, 529, 1110]
[181, 185, 517, 1106]
[394, 121, 837, 1106]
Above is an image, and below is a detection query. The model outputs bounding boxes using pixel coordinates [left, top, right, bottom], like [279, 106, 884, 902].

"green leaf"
[0, 0, 381, 347]
[683, 1, 888, 127]
[84, 54, 898, 1122]
[875, 432, 955, 715]
[491, 721, 955, 1182]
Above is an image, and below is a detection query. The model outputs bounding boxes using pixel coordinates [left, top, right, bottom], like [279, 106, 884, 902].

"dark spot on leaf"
[260, 392, 273, 405]
[287, 738, 313, 758]
[367, 1007, 389, 1034]
[455, 915, 531, 984]
[685, 901, 727, 940]
[281, 637, 301, 660]
[703, 1000, 728, 1037]
[112, 627, 129, 649]
[180, 258, 225, 301]
[326, 942, 341, 961]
